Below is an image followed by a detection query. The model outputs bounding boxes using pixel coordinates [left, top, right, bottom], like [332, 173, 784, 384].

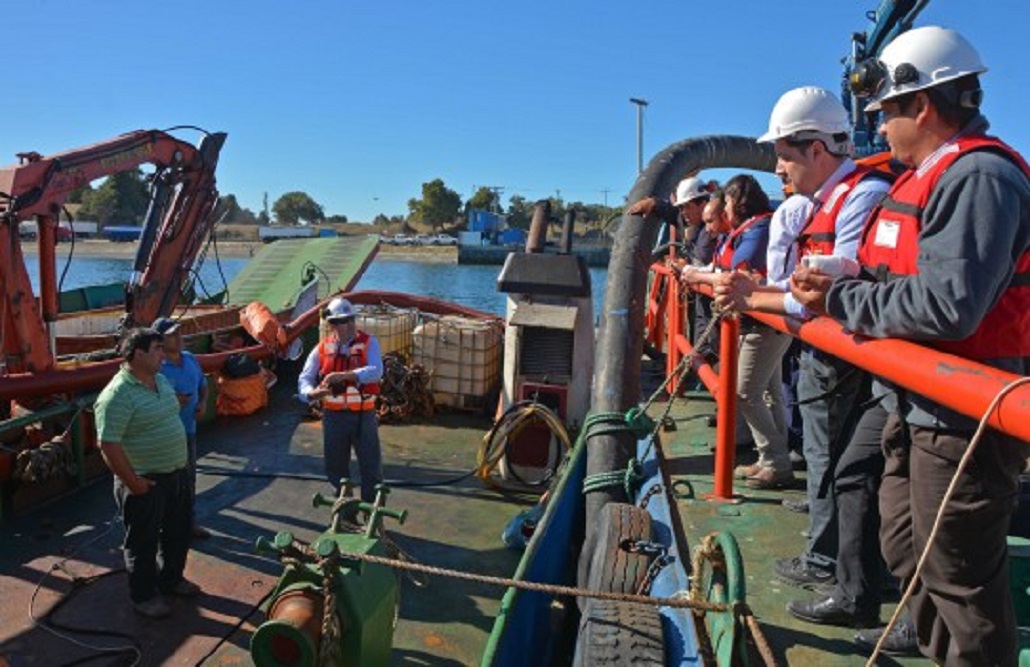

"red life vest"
[796, 166, 892, 259]
[714, 212, 772, 274]
[857, 135, 1030, 359]
[317, 331, 380, 411]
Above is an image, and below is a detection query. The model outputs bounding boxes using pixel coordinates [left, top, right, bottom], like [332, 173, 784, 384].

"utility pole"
[629, 97, 649, 174]
[600, 188, 611, 209]
[489, 186, 505, 214]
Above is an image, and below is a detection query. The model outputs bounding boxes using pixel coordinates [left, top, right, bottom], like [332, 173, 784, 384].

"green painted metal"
[225, 236, 379, 309]
[698, 531, 747, 666]
[251, 485, 405, 667]
[0, 396, 94, 519]
[1009, 537, 1030, 626]
[58, 282, 125, 313]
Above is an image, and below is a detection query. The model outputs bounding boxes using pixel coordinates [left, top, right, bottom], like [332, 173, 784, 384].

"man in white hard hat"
[631, 175, 714, 258]
[298, 297, 384, 502]
[716, 87, 893, 617]
[792, 26, 1030, 664]
[630, 176, 721, 363]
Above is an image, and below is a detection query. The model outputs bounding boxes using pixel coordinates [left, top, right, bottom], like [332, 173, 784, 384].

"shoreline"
[19, 239, 459, 262]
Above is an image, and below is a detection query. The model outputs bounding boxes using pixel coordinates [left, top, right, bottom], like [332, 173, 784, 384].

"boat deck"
[649, 363, 930, 666]
[2, 357, 939, 666]
[0, 363, 531, 666]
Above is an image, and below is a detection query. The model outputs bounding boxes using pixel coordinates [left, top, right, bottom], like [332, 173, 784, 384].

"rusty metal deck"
[0, 363, 529, 666]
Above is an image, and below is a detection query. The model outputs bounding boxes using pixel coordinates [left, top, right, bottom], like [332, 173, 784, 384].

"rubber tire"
[572, 598, 665, 666]
[584, 503, 653, 608]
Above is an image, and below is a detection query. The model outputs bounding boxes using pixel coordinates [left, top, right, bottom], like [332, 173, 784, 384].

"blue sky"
[3, 1, 1027, 223]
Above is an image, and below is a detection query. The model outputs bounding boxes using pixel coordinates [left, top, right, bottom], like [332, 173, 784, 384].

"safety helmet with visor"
[849, 26, 986, 112]
[324, 297, 356, 324]
[672, 177, 710, 207]
[757, 86, 853, 156]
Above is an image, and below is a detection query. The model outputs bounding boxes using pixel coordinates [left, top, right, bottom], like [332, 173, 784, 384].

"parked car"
[389, 234, 414, 246]
[431, 234, 459, 246]
[413, 234, 434, 246]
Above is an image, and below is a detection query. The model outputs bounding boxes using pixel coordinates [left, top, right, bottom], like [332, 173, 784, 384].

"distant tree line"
[66, 169, 620, 232]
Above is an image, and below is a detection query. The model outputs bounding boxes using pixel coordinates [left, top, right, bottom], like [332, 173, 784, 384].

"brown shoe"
[734, 463, 762, 479]
[745, 468, 795, 490]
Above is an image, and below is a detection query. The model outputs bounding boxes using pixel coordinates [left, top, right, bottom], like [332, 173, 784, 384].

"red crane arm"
[0, 129, 227, 374]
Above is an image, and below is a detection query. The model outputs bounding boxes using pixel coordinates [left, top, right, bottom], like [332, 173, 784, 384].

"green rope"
[578, 409, 655, 498]
[582, 409, 655, 441]
[582, 458, 644, 498]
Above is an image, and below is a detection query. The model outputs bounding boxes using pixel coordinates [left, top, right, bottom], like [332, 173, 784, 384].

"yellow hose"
[477, 401, 572, 488]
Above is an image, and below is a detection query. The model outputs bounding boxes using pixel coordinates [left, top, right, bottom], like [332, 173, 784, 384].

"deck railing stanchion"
[711, 315, 739, 500]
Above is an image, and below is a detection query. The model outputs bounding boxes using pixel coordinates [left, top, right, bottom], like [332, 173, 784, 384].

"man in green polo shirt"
[96, 327, 201, 619]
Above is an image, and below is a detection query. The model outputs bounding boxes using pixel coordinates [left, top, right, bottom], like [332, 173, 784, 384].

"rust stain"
[423, 633, 446, 648]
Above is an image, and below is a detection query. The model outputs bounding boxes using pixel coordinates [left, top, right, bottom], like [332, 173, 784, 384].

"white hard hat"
[324, 297, 356, 322]
[758, 87, 853, 154]
[672, 177, 710, 207]
[854, 26, 987, 112]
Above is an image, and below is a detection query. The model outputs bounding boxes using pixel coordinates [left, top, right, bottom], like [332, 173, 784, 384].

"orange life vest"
[856, 135, 1030, 359]
[317, 332, 380, 411]
[715, 213, 772, 275]
[796, 166, 892, 259]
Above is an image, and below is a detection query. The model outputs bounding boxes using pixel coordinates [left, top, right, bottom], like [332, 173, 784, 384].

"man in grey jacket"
[792, 26, 1030, 665]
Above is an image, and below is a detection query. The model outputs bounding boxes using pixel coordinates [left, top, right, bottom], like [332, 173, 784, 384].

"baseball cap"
[152, 317, 181, 335]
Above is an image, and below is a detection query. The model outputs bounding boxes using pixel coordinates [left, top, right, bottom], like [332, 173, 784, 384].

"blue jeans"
[323, 410, 383, 502]
[797, 347, 865, 571]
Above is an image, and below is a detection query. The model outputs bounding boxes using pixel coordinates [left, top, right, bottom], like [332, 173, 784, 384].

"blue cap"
[152, 317, 180, 335]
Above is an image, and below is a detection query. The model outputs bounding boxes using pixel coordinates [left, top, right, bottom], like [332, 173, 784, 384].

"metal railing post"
[666, 275, 681, 395]
[711, 315, 739, 500]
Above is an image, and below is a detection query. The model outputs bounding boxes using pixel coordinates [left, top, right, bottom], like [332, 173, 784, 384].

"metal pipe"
[630, 98, 649, 174]
[559, 210, 574, 255]
[711, 316, 740, 500]
[525, 201, 550, 253]
[735, 307, 1030, 442]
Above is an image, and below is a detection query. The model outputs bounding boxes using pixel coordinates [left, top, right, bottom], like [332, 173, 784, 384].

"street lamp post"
[629, 97, 649, 174]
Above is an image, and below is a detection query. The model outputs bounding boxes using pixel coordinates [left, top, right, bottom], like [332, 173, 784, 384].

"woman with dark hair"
[688, 173, 794, 489]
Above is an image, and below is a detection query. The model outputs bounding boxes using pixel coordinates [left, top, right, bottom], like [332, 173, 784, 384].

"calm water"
[25, 255, 608, 317]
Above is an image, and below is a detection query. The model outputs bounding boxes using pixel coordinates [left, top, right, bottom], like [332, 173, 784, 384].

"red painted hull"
[0, 291, 500, 402]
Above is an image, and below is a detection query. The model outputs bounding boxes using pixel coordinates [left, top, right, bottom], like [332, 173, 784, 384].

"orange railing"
[644, 261, 1030, 500]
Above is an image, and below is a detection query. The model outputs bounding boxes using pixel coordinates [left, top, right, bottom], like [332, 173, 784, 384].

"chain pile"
[14, 437, 77, 483]
[376, 352, 435, 423]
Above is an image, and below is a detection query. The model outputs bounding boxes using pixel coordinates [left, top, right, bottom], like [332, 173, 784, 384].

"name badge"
[873, 220, 901, 248]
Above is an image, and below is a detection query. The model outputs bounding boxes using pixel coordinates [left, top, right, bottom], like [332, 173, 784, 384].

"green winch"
[250, 481, 407, 667]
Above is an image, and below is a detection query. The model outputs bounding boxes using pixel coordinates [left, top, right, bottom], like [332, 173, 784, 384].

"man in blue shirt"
[154, 317, 210, 540]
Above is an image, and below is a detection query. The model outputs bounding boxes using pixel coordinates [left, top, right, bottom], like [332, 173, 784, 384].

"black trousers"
[879, 414, 1025, 666]
[832, 401, 888, 616]
[114, 467, 192, 603]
